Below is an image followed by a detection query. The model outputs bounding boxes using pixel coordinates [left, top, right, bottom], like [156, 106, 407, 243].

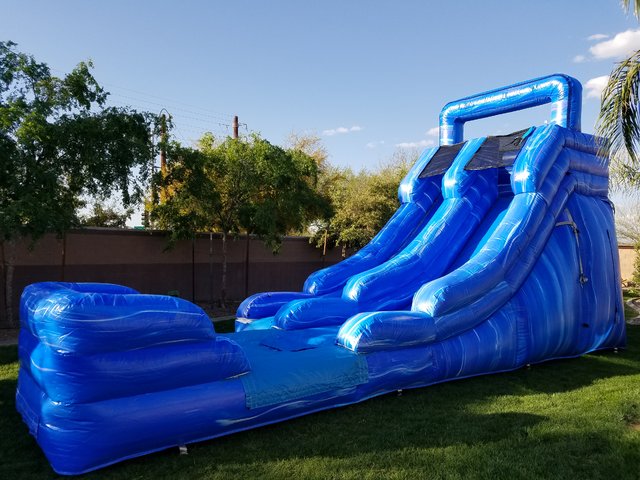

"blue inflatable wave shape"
[16, 74, 626, 475]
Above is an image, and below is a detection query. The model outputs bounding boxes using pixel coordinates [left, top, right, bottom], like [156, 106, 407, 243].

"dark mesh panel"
[465, 127, 533, 171]
[419, 142, 465, 178]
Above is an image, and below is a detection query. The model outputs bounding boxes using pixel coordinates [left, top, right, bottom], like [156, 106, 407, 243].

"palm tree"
[597, 0, 640, 188]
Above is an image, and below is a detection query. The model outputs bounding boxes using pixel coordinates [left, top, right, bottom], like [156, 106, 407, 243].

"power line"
[100, 82, 235, 120]
[50, 65, 236, 121]
[50, 65, 249, 142]
[107, 100, 235, 137]
[172, 125, 230, 136]
[108, 93, 233, 123]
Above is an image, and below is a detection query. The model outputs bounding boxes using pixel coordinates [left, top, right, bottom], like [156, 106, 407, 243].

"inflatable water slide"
[17, 74, 626, 475]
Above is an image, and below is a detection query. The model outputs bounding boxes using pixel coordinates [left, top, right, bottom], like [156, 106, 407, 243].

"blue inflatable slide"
[17, 74, 626, 475]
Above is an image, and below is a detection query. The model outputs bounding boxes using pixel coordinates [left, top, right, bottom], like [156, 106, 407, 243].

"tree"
[151, 133, 329, 306]
[616, 206, 640, 245]
[286, 132, 328, 171]
[311, 150, 413, 251]
[596, 1, 640, 286]
[596, 0, 640, 188]
[0, 41, 157, 326]
[80, 201, 132, 228]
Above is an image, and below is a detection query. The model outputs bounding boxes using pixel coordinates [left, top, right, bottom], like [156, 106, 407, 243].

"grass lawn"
[1, 320, 639, 479]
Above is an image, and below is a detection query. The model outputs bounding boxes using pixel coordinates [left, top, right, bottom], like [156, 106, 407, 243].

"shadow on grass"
[92, 411, 547, 478]
[84, 325, 640, 478]
[0, 378, 53, 480]
[93, 355, 640, 480]
[0, 326, 638, 479]
[0, 345, 18, 367]
[95, 424, 639, 480]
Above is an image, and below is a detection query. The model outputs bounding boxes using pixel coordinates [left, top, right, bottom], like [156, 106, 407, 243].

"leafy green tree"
[0, 41, 157, 326]
[597, 0, 640, 188]
[80, 201, 132, 228]
[307, 164, 351, 244]
[286, 132, 328, 171]
[311, 151, 412, 251]
[151, 133, 329, 306]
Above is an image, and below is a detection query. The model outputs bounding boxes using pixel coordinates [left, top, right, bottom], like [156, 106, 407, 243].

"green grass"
[623, 290, 639, 320]
[1, 326, 639, 479]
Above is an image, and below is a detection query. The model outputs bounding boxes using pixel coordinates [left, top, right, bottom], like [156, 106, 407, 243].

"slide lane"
[273, 137, 511, 329]
[235, 145, 444, 326]
[336, 126, 624, 360]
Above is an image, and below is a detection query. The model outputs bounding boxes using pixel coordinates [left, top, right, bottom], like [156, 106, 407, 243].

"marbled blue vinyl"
[16, 75, 625, 474]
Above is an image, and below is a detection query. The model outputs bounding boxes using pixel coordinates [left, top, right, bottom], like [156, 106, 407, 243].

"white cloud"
[588, 33, 609, 41]
[397, 129, 439, 148]
[322, 125, 363, 136]
[365, 140, 385, 149]
[584, 75, 609, 99]
[395, 139, 435, 149]
[573, 54, 586, 63]
[590, 29, 640, 59]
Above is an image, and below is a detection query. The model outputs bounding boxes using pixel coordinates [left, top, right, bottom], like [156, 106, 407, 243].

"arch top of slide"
[439, 74, 582, 145]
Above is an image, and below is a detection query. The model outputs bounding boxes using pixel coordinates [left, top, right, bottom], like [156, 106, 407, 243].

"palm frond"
[596, 49, 640, 168]
[622, 0, 640, 20]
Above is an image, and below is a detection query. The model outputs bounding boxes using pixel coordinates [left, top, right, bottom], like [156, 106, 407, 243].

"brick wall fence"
[1, 229, 637, 326]
[0, 228, 345, 325]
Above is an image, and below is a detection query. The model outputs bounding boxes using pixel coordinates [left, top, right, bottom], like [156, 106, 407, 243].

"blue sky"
[3, 1, 640, 221]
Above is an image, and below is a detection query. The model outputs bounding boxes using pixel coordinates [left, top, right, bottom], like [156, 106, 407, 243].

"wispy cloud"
[573, 54, 587, 63]
[590, 29, 640, 59]
[322, 125, 363, 136]
[365, 140, 385, 149]
[587, 33, 609, 41]
[584, 75, 609, 99]
[395, 139, 435, 149]
[396, 128, 438, 149]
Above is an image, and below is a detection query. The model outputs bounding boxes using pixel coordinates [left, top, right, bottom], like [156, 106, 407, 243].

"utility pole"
[159, 112, 168, 174]
[233, 115, 239, 139]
